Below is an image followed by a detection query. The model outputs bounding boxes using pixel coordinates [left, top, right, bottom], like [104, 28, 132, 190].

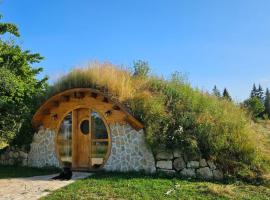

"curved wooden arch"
[32, 88, 143, 131]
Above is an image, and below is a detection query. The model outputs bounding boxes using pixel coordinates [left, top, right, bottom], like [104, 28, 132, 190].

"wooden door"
[72, 108, 91, 169]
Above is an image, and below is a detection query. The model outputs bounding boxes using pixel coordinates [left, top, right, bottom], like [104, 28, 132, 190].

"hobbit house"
[0, 87, 224, 179]
[29, 88, 156, 173]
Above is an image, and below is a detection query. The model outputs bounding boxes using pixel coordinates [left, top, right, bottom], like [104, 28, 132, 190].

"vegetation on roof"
[46, 61, 270, 179]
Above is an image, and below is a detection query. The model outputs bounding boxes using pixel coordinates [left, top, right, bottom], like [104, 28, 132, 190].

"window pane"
[80, 119, 89, 135]
[91, 141, 108, 168]
[57, 112, 72, 167]
[91, 112, 108, 139]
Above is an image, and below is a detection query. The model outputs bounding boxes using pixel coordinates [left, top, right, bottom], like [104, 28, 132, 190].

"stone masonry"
[103, 123, 156, 173]
[28, 128, 60, 168]
[155, 149, 224, 180]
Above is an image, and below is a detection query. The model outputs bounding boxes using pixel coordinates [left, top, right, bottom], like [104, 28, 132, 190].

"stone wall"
[28, 128, 61, 168]
[103, 123, 156, 173]
[0, 146, 28, 166]
[155, 149, 223, 180]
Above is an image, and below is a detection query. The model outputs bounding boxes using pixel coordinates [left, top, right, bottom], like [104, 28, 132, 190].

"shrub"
[45, 61, 270, 177]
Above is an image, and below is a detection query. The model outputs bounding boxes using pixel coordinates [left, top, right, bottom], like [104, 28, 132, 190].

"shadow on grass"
[0, 165, 61, 179]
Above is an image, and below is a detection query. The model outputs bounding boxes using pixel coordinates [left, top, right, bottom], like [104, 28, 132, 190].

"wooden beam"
[61, 95, 70, 102]
[91, 92, 98, 98]
[103, 97, 109, 103]
[42, 109, 50, 115]
[51, 101, 59, 107]
[112, 105, 120, 110]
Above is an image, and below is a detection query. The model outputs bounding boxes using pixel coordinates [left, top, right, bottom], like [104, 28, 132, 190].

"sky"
[1, 0, 270, 101]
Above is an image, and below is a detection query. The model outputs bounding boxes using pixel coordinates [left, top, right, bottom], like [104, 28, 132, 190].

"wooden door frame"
[55, 105, 112, 171]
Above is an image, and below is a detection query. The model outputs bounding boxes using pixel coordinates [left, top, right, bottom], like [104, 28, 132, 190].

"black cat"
[52, 167, 73, 180]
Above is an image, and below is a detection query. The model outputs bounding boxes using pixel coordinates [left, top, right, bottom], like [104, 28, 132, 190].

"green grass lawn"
[0, 165, 60, 179]
[43, 172, 270, 200]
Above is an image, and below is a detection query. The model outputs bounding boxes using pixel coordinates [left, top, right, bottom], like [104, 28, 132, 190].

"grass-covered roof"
[44, 61, 270, 178]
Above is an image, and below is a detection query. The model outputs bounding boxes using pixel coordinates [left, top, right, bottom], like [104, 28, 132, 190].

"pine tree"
[257, 84, 264, 101]
[264, 88, 270, 117]
[223, 88, 232, 101]
[250, 83, 257, 98]
[212, 85, 221, 97]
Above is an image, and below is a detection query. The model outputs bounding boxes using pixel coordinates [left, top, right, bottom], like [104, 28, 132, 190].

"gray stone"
[19, 151, 28, 159]
[173, 149, 182, 158]
[199, 159, 207, 167]
[187, 161, 200, 168]
[28, 129, 60, 168]
[180, 168, 196, 178]
[173, 157, 186, 171]
[196, 167, 213, 180]
[13, 152, 19, 158]
[8, 151, 13, 158]
[103, 124, 156, 173]
[155, 151, 173, 160]
[207, 160, 216, 170]
[156, 160, 172, 169]
[213, 169, 223, 180]
[157, 169, 176, 175]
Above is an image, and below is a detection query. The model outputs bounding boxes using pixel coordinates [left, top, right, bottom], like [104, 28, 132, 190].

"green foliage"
[133, 60, 150, 77]
[264, 88, 270, 118]
[48, 63, 270, 177]
[222, 88, 232, 101]
[0, 15, 48, 146]
[212, 85, 221, 98]
[244, 97, 265, 118]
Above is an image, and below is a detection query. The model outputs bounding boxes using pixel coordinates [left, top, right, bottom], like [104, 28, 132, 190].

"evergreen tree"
[223, 88, 232, 101]
[212, 85, 221, 97]
[257, 84, 264, 101]
[250, 83, 257, 98]
[264, 88, 270, 117]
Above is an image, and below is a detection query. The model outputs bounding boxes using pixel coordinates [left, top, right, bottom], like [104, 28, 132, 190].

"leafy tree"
[244, 97, 265, 119]
[264, 88, 270, 117]
[0, 14, 48, 146]
[222, 88, 232, 101]
[133, 60, 150, 77]
[212, 85, 221, 97]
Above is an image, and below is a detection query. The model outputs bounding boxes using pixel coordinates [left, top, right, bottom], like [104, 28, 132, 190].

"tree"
[212, 85, 221, 97]
[133, 60, 150, 77]
[244, 97, 265, 119]
[250, 83, 257, 98]
[264, 88, 270, 117]
[222, 88, 232, 101]
[257, 84, 264, 102]
[0, 14, 48, 146]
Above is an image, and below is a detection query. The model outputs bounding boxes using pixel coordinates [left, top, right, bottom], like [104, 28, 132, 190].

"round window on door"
[80, 119, 89, 135]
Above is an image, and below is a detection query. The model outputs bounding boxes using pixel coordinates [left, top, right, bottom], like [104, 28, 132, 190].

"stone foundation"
[155, 149, 224, 180]
[28, 128, 60, 168]
[0, 146, 28, 166]
[103, 124, 156, 173]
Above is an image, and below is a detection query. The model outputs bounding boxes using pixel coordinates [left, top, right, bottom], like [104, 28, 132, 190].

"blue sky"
[1, 0, 270, 101]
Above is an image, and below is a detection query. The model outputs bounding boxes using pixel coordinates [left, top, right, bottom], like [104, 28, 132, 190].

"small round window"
[80, 119, 89, 135]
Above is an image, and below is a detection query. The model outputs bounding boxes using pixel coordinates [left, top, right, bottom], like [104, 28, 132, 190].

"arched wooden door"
[57, 107, 111, 171]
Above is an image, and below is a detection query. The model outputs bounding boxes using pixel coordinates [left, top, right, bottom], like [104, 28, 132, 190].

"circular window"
[80, 119, 89, 135]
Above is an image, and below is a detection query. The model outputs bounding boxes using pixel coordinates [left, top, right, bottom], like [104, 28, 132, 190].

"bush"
[45, 61, 269, 177]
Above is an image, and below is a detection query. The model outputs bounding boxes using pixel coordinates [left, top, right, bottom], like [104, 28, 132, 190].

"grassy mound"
[45, 61, 270, 178]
